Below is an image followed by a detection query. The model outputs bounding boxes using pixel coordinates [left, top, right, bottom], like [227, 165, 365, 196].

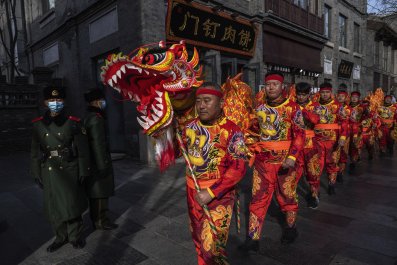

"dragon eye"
[144, 54, 155, 65]
[142, 53, 166, 65]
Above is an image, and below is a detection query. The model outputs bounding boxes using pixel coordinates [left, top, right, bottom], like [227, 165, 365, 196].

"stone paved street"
[1, 150, 397, 265]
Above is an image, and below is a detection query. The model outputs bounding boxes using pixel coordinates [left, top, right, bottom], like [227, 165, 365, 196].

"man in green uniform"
[84, 88, 118, 230]
[30, 86, 91, 252]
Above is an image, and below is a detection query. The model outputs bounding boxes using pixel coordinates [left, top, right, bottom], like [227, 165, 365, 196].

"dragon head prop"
[100, 40, 203, 171]
[100, 40, 203, 137]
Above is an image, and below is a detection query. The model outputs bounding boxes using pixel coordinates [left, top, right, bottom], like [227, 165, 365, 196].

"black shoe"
[328, 185, 336, 195]
[97, 222, 119, 230]
[281, 226, 298, 244]
[238, 237, 259, 253]
[71, 238, 85, 249]
[336, 173, 344, 183]
[307, 195, 319, 209]
[46, 240, 67, 253]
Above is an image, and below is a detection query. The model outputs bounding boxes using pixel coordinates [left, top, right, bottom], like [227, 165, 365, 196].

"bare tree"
[368, 0, 397, 15]
[0, 0, 20, 83]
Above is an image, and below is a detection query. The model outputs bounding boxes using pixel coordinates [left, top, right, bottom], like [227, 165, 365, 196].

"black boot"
[336, 173, 344, 183]
[46, 239, 67, 253]
[328, 184, 336, 195]
[71, 238, 85, 249]
[281, 226, 298, 244]
[307, 195, 320, 209]
[238, 237, 259, 253]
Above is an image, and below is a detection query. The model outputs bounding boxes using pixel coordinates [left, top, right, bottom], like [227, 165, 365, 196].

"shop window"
[339, 14, 347, 48]
[202, 54, 217, 83]
[353, 23, 360, 53]
[324, 5, 331, 39]
[89, 8, 118, 43]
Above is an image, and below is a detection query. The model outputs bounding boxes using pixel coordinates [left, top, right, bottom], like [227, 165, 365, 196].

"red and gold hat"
[351, 91, 361, 97]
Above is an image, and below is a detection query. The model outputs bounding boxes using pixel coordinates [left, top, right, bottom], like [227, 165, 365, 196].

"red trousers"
[379, 125, 394, 152]
[296, 142, 321, 197]
[306, 140, 340, 191]
[339, 136, 350, 174]
[349, 134, 362, 162]
[248, 160, 298, 240]
[187, 186, 235, 265]
[361, 133, 375, 156]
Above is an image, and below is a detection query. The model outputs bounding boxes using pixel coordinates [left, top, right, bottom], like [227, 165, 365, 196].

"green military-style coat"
[83, 107, 115, 198]
[30, 111, 91, 222]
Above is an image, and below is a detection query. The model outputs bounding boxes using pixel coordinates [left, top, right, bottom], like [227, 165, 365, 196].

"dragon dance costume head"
[100, 40, 203, 170]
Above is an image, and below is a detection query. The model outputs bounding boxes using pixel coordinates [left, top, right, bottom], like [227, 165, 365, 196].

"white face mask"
[99, 100, 107, 110]
[48, 101, 64, 113]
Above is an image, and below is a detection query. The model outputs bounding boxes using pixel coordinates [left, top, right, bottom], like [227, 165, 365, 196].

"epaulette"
[68, 116, 81, 122]
[32, 116, 43, 123]
[96, 113, 103, 118]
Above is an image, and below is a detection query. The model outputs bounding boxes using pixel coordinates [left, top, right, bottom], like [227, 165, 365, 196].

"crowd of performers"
[182, 71, 397, 264]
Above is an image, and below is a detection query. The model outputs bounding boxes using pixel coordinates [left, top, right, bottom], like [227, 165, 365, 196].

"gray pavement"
[1, 150, 397, 265]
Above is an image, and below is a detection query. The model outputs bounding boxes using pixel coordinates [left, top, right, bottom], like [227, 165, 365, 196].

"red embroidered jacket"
[361, 109, 380, 137]
[349, 103, 364, 137]
[314, 99, 348, 142]
[253, 98, 305, 164]
[183, 117, 247, 198]
[295, 100, 321, 149]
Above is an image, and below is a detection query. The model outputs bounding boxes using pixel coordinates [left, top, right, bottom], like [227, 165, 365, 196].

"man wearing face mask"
[30, 86, 91, 252]
[83, 88, 118, 231]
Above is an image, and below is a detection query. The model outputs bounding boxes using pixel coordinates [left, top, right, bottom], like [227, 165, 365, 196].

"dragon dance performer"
[336, 87, 352, 183]
[182, 82, 247, 265]
[378, 95, 397, 156]
[348, 91, 364, 172]
[308, 83, 348, 195]
[360, 100, 380, 160]
[240, 71, 305, 252]
[293, 82, 321, 209]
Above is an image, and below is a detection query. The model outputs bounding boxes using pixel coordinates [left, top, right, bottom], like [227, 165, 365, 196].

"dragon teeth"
[120, 65, 126, 74]
[151, 105, 163, 118]
[116, 70, 121, 79]
[156, 104, 163, 110]
[107, 79, 113, 87]
[113, 86, 121, 93]
[155, 90, 163, 97]
[128, 92, 133, 100]
[155, 97, 162, 103]
[144, 70, 149, 75]
[137, 117, 149, 130]
[112, 75, 118, 83]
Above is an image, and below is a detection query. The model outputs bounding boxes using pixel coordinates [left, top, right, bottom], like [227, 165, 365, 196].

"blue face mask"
[48, 101, 64, 113]
[99, 100, 107, 110]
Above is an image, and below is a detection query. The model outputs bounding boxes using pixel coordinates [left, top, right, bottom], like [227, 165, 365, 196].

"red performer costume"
[378, 95, 397, 156]
[336, 89, 352, 180]
[293, 82, 321, 209]
[241, 72, 305, 251]
[306, 83, 348, 195]
[183, 84, 247, 265]
[348, 91, 364, 170]
[360, 100, 379, 160]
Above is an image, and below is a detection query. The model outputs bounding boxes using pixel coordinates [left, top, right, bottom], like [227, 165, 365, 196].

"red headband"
[265, 74, 284, 83]
[351, 92, 361, 97]
[320, 87, 332, 91]
[385, 95, 392, 99]
[196, 87, 223, 98]
[337, 91, 348, 95]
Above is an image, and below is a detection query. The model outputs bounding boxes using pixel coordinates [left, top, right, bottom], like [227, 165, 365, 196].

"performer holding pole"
[180, 82, 247, 265]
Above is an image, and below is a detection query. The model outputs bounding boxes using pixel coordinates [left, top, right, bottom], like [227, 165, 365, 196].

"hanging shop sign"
[166, 0, 258, 57]
[338, 60, 354, 79]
